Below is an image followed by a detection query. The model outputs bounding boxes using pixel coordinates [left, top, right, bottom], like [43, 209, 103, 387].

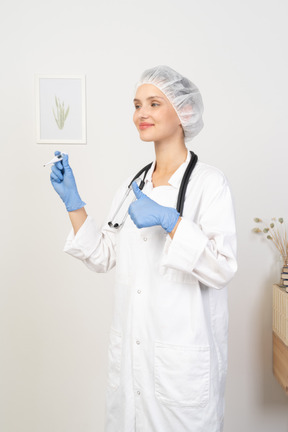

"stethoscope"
[108, 151, 198, 229]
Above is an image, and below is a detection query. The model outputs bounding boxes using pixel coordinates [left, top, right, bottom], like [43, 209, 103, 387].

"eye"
[134, 104, 141, 110]
[151, 102, 160, 107]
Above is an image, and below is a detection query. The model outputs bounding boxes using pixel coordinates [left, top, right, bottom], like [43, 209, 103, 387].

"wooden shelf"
[273, 332, 288, 394]
[272, 284, 288, 395]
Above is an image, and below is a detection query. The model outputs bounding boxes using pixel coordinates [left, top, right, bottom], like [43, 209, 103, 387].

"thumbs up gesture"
[128, 181, 179, 233]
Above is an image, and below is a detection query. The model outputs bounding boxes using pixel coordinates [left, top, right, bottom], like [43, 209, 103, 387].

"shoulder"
[184, 160, 232, 211]
[174, 160, 234, 222]
[193, 161, 228, 187]
[187, 161, 230, 201]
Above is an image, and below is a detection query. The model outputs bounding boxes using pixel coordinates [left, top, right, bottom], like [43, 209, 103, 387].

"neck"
[153, 136, 187, 175]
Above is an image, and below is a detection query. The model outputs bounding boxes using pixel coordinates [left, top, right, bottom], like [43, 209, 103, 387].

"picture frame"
[35, 75, 86, 144]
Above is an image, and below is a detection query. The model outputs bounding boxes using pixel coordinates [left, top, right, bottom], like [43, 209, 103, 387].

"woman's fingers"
[55, 160, 64, 171]
[50, 171, 61, 183]
[51, 164, 63, 181]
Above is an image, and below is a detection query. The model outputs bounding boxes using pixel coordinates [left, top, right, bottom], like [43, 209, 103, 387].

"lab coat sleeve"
[63, 180, 130, 273]
[161, 170, 237, 289]
[63, 215, 116, 273]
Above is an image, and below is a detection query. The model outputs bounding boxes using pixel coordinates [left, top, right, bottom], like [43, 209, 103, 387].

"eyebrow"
[133, 96, 165, 102]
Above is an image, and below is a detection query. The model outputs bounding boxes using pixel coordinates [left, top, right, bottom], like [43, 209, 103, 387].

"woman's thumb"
[61, 153, 70, 169]
[132, 181, 144, 200]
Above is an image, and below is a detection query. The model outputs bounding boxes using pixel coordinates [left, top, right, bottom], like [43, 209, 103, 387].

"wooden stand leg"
[273, 331, 288, 395]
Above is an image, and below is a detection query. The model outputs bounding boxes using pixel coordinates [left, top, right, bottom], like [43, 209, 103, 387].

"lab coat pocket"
[155, 342, 210, 407]
[107, 328, 122, 391]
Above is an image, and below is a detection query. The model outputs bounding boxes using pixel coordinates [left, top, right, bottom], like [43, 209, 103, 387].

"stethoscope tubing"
[108, 187, 132, 228]
[176, 151, 198, 216]
[108, 151, 198, 229]
[108, 163, 153, 229]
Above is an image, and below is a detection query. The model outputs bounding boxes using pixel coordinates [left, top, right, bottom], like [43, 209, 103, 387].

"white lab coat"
[64, 151, 237, 432]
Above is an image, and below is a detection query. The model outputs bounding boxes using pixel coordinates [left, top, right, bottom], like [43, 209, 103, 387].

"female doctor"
[50, 65, 237, 432]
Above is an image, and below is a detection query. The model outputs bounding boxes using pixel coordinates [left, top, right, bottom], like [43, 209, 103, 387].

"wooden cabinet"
[272, 284, 288, 394]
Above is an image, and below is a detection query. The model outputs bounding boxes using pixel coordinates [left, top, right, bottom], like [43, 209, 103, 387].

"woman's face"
[133, 84, 183, 143]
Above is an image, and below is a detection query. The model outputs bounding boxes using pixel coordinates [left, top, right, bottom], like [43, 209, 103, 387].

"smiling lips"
[139, 123, 154, 130]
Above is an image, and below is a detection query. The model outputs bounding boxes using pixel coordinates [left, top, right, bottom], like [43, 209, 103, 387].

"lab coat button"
[136, 340, 140, 345]
[143, 237, 147, 241]
[137, 391, 141, 396]
[137, 290, 141, 294]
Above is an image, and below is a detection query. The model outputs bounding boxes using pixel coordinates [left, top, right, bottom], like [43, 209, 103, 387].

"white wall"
[0, 0, 287, 431]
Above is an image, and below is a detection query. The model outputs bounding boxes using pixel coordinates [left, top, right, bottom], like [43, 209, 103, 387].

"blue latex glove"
[50, 151, 86, 212]
[128, 181, 179, 233]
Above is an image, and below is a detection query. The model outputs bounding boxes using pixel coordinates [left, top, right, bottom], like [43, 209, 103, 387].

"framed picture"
[35, 75, 86, 144]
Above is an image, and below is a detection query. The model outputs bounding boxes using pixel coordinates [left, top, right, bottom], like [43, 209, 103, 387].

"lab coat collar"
[145, 148, 191, 189]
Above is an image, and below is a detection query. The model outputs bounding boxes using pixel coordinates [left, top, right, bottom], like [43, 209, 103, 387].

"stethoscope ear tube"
[128, 162, 153, 189]
[176, 151, 198, 216]
[108, 166, 152, 229]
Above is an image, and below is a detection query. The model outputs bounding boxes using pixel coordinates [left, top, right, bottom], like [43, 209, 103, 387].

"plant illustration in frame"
[36, 75, 86, 144]
[53, 96, 70, 130]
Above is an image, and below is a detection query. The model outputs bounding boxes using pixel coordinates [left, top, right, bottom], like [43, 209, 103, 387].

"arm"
[63, 215, 117, 273]
[50, 151, 87, 234]
[50, 151, 116, 272]
[63, 180, 131, 273]
[68, 207, 88, 235]
[127, 168, 236, 289]
[161, 172, 237, 289]
[169, 217, 182, 239]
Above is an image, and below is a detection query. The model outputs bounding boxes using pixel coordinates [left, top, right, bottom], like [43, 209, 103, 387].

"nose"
[136, 104, 150, 119]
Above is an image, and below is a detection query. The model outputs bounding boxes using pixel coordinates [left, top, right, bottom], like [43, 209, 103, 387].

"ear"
[180, 104, 193, 123]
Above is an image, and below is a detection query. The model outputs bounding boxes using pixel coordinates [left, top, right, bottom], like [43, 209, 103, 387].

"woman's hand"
[50, 151, 86, 212]
[128, 181, 179, 233]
